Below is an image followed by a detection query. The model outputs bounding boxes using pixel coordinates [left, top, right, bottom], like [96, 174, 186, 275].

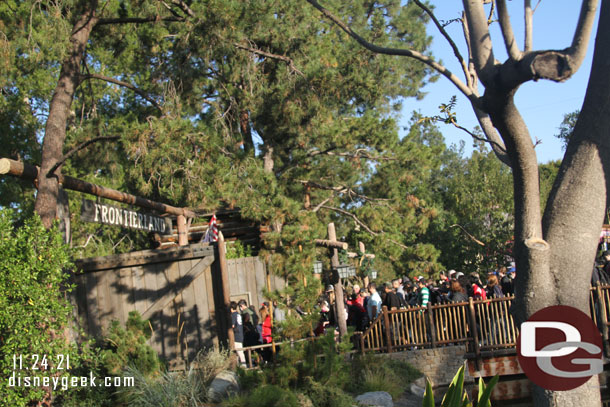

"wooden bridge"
[355, 285, 610, 365]
[239, 285, 610, 367]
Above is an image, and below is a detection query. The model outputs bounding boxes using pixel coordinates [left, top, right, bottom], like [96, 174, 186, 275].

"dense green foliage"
[225, 332, 420, 407]
[0, 210, 74, 406]
[424, 144, 515, 274]
[100, 311, 162, 377]
[423, 365, 498, 407]
[555, 110, 580, 150]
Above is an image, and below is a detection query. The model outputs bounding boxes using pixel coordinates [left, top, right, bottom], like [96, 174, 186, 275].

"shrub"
[116, 347, 231, 407]
[117, 366, 205, 407]
[423, 364, 499, 407]
[305, 377, 355, 407]
[244, 384, 299, 407]
[0, 210, 75, 406]
[100, 311, 162, 378]
[348, 354, 421, 399]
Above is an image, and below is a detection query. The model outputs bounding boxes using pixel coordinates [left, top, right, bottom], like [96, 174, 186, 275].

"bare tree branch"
[234, 42, 303, 75]
[325, 149, 398, 161]
[412, 0, 472, 88]
[312, 196, 333, 212]
[496, 0, 521, 60]
[568, 0, 599, 68]
[450, 224, 485, 246]
[300, 180, 392, 204]
[48, 136, 120, 175]
[82, 73, 162, 111]
[320, 205, 379, 236]
[169, 0, 196, 18]
[462, 0, 498, 86]
[96, 16, 183, 25]
[524, 0, 533, 52]
[304, 0, 479, 105]
[317, 205, 408, 250]
[460, 12, 479, 92]
[473, 107, 512, 167]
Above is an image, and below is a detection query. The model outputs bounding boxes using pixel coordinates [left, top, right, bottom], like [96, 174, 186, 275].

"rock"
[355, 391, 393, 407]
[413, 376, 428, 388]
[409, 383, 425, 398]
[207, 370, 240, 402]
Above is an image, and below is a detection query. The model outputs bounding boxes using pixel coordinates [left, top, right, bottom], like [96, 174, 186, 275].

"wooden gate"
[71, 243, 281, 369]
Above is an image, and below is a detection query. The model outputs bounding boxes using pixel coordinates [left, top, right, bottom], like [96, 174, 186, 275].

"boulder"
[355, 391, 393, 407]
[207, 370, 240, 402]
[410, 376, 429, 397]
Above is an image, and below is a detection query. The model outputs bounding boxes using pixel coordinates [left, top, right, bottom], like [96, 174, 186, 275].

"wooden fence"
[72, 243, 283, 369]
[356, 285, 610, 364]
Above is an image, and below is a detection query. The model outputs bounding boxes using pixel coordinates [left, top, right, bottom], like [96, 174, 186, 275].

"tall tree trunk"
[485, 90, 557, 324]
[34, 1, 98, 228]
[532, 2, 610, 405]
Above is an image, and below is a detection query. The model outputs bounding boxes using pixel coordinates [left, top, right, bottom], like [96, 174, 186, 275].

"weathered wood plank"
[178, 259, 198, 361]
[237, 258, 248, 295]
[118, 268, 134, 323]
[96, 270, 114, 333]
[76, 243, 213, 272]
[254, 257, 266, 308]
[84, 271, 101, 337]
[141, 256, 214, 320]
[131, 266, 148, 315]
[72, 273, 89, 332]
[154, 262, 170, 360]
[108, 269, 126, 326]
[203, 260, 218, 348]
[227, 257, 238, 296]
[244, 257, 258, 307]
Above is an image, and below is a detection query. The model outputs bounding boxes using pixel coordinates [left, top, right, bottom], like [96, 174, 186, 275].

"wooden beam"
[347, 251, 375, 259]
[315, 238, 348, 250]
[76, 243, 214, 271]
[217, 234, 235, 352]
[141, 255, 214, 320]
[0, 157, 196, 218]
[177, 215, 188, 246]
[327, 223, 348, 339]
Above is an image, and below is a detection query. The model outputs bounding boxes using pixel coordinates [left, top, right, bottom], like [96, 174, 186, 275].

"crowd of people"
[229, 266, 518, 363]
[229, 250, 610, 364]
[316, 266, 516, 335]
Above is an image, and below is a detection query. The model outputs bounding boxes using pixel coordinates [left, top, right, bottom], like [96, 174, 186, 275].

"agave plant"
[422, 364, 499, 407]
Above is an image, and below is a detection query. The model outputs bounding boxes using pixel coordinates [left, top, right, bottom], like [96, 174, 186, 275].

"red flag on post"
[203, 214, 218, 242]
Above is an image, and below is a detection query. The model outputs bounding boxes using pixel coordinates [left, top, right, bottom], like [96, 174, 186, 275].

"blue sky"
[399, 1, 598, 163]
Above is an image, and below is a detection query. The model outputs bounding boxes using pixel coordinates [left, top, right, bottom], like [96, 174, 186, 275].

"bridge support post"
[426, 303, 436, 348]
[382, 306, 392, 353]
[596, 284, 610, 356]
[467, 298, 482, 370]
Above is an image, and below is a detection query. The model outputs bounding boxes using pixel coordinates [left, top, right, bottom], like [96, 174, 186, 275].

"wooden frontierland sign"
[0, 157, 194, 245]
[81, 199, 172, 234]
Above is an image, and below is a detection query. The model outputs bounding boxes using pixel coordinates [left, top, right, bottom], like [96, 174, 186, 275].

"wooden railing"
[356, 285, 610, 363]
[235, 285, 610, 369]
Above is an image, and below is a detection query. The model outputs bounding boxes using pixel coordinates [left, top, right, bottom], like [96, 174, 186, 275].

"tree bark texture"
[34, 1, 98, 228]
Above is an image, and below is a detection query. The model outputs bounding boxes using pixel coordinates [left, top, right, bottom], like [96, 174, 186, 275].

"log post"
[596, 284, 610, 356]
[217, 234, 234, 353]
[382, 306, 392, 353]
[177, 215, 188, 246]
[327, 223, 348, 339]
[426, 302, 436, 348]
[0, 157, 196, 218]
[359, 242, 369, 288]
[468, 297, 482, 370]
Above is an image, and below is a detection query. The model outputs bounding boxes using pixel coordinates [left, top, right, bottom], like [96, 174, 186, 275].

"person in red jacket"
[258, 306, 273, 362]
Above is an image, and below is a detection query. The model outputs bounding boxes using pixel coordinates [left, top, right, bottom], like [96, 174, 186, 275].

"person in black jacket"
[382, 282, 402, 310]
